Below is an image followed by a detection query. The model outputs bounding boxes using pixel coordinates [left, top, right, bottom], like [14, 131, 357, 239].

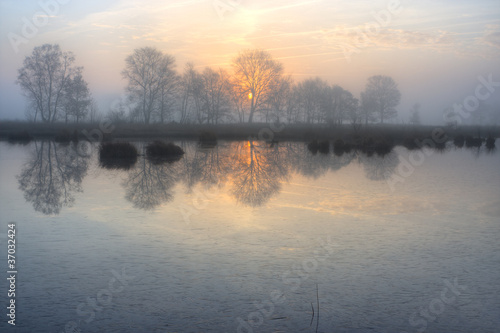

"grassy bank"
[1, 120, 499, 144]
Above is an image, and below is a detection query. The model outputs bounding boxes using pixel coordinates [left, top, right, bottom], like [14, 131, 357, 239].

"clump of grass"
[146, 141, 184, 163]
[8, 131, 33, 144]
[485, 136, 496, 150]
[308, 140, 329, 154]
[199, 131, 217, 147]
[434, 141, 447, 152]
[465, 136, 482, 148]
[333, 139, 346, 156]
[355, 137, 394, 156]
[453, 135, 465, 148]
[374, 139, 394, 156]
[99, 142, 138, 170]
[402, 136, 421, 150]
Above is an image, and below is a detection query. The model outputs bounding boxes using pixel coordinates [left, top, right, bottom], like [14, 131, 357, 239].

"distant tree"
[323, 85, 358, 125]
[263, 75, 293, 123]
[122, 47, 177, 124]
[232, 49, 284, 123]
[349, 105, 364, 131]
[107, 102, 128, 124]
[17, 44, 82, 122]
[295, 78, 329, 124]
[363, 75, 401, 124]
[200, 67, 232, 124]
[409, 103, 421, 125]
[62, 73, 91, 123]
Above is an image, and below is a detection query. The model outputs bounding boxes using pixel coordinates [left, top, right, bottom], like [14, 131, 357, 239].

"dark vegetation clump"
[453, 135, 465, 148]
[465, 136, 482, 148]
[8, 131, 33, 144]
[54, 129, 78, 143]
[402, 136, 421, 150]
[146, 141, 184, 163]
[434, 141, 447, 152]
[373, 138, 394, 156]
[354, 137, 394, 156]
[308, 140, 329, 154]
[485, 136, 496, 150]
[333, 139, 348, 156]
[198, 131, 217, 147]
[99, 142, 138, 170]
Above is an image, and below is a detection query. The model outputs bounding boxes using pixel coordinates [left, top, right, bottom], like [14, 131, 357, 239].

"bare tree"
[17, 44, 82, 122]
[263, 75, 293, 123]
[363, 75, 401, 124]
[62, 73, 91, 123]
[200, 67, 232, 124]
[122, 47, 177, 124]
[179, 63, 204, 124]
[295, 78, 329, 124]
[323, 85, 358, 125]
[232, 49, 284, 123]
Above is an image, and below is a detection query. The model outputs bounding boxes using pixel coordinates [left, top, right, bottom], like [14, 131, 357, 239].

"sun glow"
[248, 92, 253, 100]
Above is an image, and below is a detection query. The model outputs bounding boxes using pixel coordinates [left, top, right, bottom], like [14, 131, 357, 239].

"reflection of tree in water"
[358, 150, 399, 180]
[123, 155, 182, 210]
[286, 142, 355, 179]
[17, 141, 89, 215]
[181, 143, 231, 191]
[230, 140, 290, 207]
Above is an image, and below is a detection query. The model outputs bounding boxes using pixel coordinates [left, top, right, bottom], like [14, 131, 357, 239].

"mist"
[1, 0, 499, 125]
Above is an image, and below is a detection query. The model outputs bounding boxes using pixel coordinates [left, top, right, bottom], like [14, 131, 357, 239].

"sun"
[248, 92, 253, 100]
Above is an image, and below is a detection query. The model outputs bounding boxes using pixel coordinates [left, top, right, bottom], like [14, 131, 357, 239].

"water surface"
[0, 140, 499, 332]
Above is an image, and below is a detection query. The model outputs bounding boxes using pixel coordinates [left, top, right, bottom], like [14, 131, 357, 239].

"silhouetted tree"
[363, 75, 401, 124]
[232, 49, 284, 123]
[200, 67, 232, 124]
[17, 44, 83, 122]
[295, 78, 329, 124]
[263, 75, 293, 123]
[122, 47, 177, 124]
[323, 85, 358, 125]
[62, 73, 91, 123]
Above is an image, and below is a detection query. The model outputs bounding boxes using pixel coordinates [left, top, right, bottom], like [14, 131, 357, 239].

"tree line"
[17, 44, 403, 125]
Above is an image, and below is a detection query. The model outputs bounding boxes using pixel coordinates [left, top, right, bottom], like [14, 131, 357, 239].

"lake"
[0, 139, 499, 332]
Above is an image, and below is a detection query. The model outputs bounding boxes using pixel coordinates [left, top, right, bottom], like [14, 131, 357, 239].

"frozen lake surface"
[0, 140, 499, 332]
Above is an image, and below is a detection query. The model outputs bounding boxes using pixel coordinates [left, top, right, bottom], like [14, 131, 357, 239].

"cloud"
[319, 26, 456, 52]
[482, 25, 500, 48]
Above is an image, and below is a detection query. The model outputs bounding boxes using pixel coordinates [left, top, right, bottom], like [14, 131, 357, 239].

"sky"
[0, 0, 499, 124]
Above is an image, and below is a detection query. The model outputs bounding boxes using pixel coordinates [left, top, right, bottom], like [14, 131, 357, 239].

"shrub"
[465, 136, 482, 148]
[453, 135, 465, 148]
[486, 136, 496, 150]
[333, 139, 345, 156]
[318, 140, 330, 154]
[99, 142, 138, 169]
[146, 141, 184, 163]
